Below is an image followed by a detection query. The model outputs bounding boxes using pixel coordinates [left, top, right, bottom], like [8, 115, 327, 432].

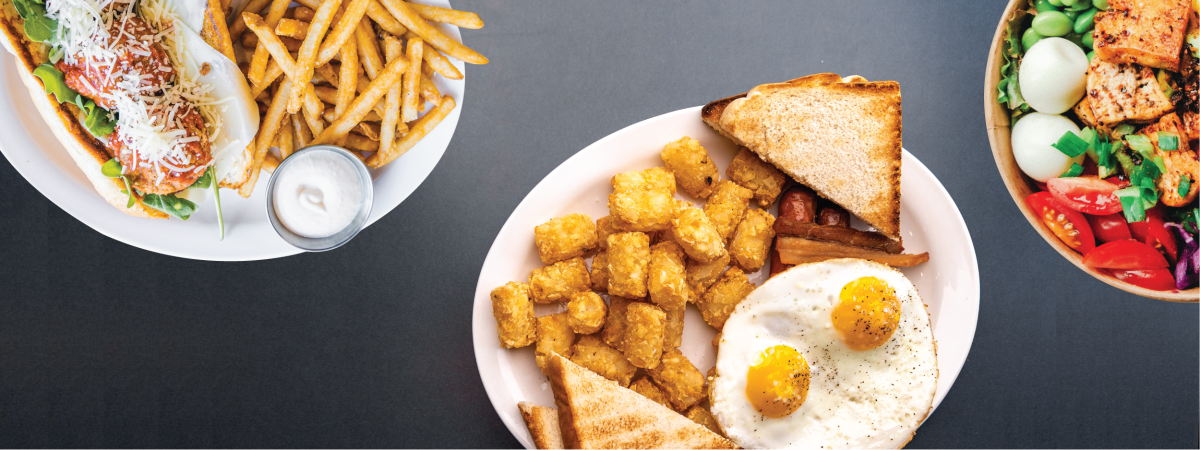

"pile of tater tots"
[490, 135, 787, 420]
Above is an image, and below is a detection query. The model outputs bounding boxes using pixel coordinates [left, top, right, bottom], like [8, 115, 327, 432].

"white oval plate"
[0, 0, 463, 261]
[471, 106, 981, 449]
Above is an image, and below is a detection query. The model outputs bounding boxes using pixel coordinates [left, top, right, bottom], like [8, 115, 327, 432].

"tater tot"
[686, 253, 730, 300]
[647, 348, 707, 410]
[490, 282, 536, 348]
[567, 291, 607, 334]
[606, 232, 650, 298]
[661, 136, 719, 198]
[596, 216, 617, 250]
[535, 312, 575, 375]
[609, 168, 677, 232]
[648, 241, 690, 310]
[631, 376, 674, 410]
[662, 305, 684, 352]
[623, 302, 666, 369]
[685, 405, 725, 437]
[704, 180, 753, 242]
[672, 208, 727, 263]
[729, 208, 776, 272]
[529, 257, 591, 304]
[570, 334, 638, 387]
[589, 252, 610, 292]
[602, 296, 636, 350]
[534, 213, 598, 264]
[727, 147, 787, 207]
[699, 267, 756, 330]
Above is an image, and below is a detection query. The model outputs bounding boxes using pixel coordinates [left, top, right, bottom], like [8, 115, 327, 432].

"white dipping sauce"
[272, 151, 364, 238]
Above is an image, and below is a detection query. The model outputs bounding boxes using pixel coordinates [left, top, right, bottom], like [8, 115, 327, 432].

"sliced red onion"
[1166, 223, 1198, 290]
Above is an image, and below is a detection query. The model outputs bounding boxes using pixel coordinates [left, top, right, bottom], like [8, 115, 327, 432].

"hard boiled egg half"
[1019, 37, 1088, 115]
[1012, 112, 1083, 182]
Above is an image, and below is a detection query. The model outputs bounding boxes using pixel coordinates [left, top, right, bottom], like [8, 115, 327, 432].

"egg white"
[710, 259, 938, 449]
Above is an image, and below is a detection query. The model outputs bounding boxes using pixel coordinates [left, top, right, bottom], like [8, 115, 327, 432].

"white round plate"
[0, 1, 464, 261]
[472, 106, 981, 449]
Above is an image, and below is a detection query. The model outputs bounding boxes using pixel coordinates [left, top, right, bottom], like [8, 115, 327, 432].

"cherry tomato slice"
[1026, 192, 1096, 254]
[1086, 213, 1133, 243]
[1046, 176, 1123, 215]
[1082, 240, 1170, 270]
[1128, 207, 1179, 263]
[1108, 268, 1177, 291]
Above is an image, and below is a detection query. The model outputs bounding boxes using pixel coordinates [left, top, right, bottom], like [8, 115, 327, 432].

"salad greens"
[31, 64, 115, 137]
[12, 0, 57, 43]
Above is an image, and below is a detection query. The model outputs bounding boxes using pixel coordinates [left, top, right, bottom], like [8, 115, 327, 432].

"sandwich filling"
[42, 0, 222, 194]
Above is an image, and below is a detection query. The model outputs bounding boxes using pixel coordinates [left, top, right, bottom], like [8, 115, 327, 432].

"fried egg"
[709, 258, 937, 449]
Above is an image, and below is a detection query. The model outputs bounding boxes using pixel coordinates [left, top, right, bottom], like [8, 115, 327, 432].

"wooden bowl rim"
[983, 0, 1199, 303]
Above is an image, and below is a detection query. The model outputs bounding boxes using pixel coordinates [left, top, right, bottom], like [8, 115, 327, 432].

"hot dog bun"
[0, 0, 254, 218]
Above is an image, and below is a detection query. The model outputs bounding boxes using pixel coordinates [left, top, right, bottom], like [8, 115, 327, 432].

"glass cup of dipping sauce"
[266, 145, 373, 251]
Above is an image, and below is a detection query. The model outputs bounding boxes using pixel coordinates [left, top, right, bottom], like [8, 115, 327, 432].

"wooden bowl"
[984, 0, 1199, 302]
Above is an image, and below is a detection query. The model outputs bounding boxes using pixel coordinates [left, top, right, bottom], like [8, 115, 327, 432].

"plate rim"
[471, 105, 981, 448]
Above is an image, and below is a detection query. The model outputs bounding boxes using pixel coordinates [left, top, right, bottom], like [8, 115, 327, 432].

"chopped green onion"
[1114, 123, 1136, 137]
[1158, 132, 1179, 151]
[1181, 175, 1193, 198]
[1060, 163, 1085, 177]
[1116, 187, 1146, 222]
[1052, 131, 1089, 157]
[1125, 134, 1152, 153]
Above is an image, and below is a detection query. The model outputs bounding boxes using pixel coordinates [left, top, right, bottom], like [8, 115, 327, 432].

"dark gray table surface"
[1, 1, 1197, 448]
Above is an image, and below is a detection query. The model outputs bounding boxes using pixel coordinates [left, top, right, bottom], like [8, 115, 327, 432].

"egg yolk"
[832, 276, 901, 351]
[745, 345, 810, 418]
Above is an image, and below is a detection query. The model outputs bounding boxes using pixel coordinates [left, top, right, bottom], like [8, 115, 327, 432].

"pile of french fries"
[228, 0, 485, 197]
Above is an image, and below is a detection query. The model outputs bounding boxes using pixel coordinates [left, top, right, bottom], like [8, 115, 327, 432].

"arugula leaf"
[189, 167, 213, 189]
[31, 64, 115, 137]
[1181, 175, 1193, 198]
[12, 0, 57, 42]
[1052, 131, 1089, 157]
[141, 193, 197, 220]
[99, 158, 135, 208]
[212, 170, 224, 240]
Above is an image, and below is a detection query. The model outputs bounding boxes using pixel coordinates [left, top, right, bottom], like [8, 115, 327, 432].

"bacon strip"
[777, 236, 928, 268]
[774, 218, 903, 254]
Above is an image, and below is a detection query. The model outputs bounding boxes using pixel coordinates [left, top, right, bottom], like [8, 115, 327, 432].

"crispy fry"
[377, 0, 487, 64]
[401, 37, 423, 123]
[379, 35, 403, 158]
[250, 59, 285, 98]
[404, 31, 461, 79]
[352, 122, 381, 140]
[262, 151, 281, 174]
[241, 78, 291, 198]
[344, 133, 379, 152]
[229, 0, 272, 42]
[294, 5, 315, 20]
[366, 95, 453, 167]
[287, 0, 343, 113]
[243, 13, 298, 76]
[293, 0, 406, 36]
[247, 0, 292, 85]
[313, 62, 340, 86]
[275, 18, 310, 39]
[323, 106, 382, 123]
[278, 115, 295, 158]
[302, 84, 326, 136]
[315, 0, 370, 66]
[408, 2, 483, 29]
[335, 39, 358, 128]
[311, 55, 410, 145]
[290, 112, 312, 149]
[355, 18, 383, 79]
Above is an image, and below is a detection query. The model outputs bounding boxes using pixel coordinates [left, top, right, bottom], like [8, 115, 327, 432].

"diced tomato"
[1128, 207, 1179, 263]
[1025, 192, 1096, 254]
[1046, 176, 1123, 215]
[1081, 158, 1099, 177]
[1082, 240, 1170, 270]
[1108, 268, 1177, 291]
[1086, 214, 1133, 243]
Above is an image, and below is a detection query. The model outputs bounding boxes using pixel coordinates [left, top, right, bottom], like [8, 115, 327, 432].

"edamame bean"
[1047, 0, 1063, 5]
[1023, 28, 1047, 52]
[1087, 51, 1095, 62]
[1074, 8, 1097, 33]
[1069, 0, 1092, 11]
[1032, 11, 1072, 36]
[1035, 0, 1060, 11]
[1082, 29, 1094, 48]
[1064, 9, 1079, 20]
[1061, 0, 1076, 6]
[1093, 0, 1108, 10]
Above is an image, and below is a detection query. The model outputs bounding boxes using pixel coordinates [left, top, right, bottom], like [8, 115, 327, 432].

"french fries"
[240, 0, 479, 197]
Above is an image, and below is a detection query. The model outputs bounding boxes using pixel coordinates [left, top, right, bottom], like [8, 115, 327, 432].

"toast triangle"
[546, 352, 737, 449]
[702, 75, 903, 239]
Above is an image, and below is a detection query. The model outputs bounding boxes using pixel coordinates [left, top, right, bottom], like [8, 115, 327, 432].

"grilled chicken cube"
[1085, 58, 1175, 125]
[1139, 113, 1198, 207]
[1094, 0, 1191, 71]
